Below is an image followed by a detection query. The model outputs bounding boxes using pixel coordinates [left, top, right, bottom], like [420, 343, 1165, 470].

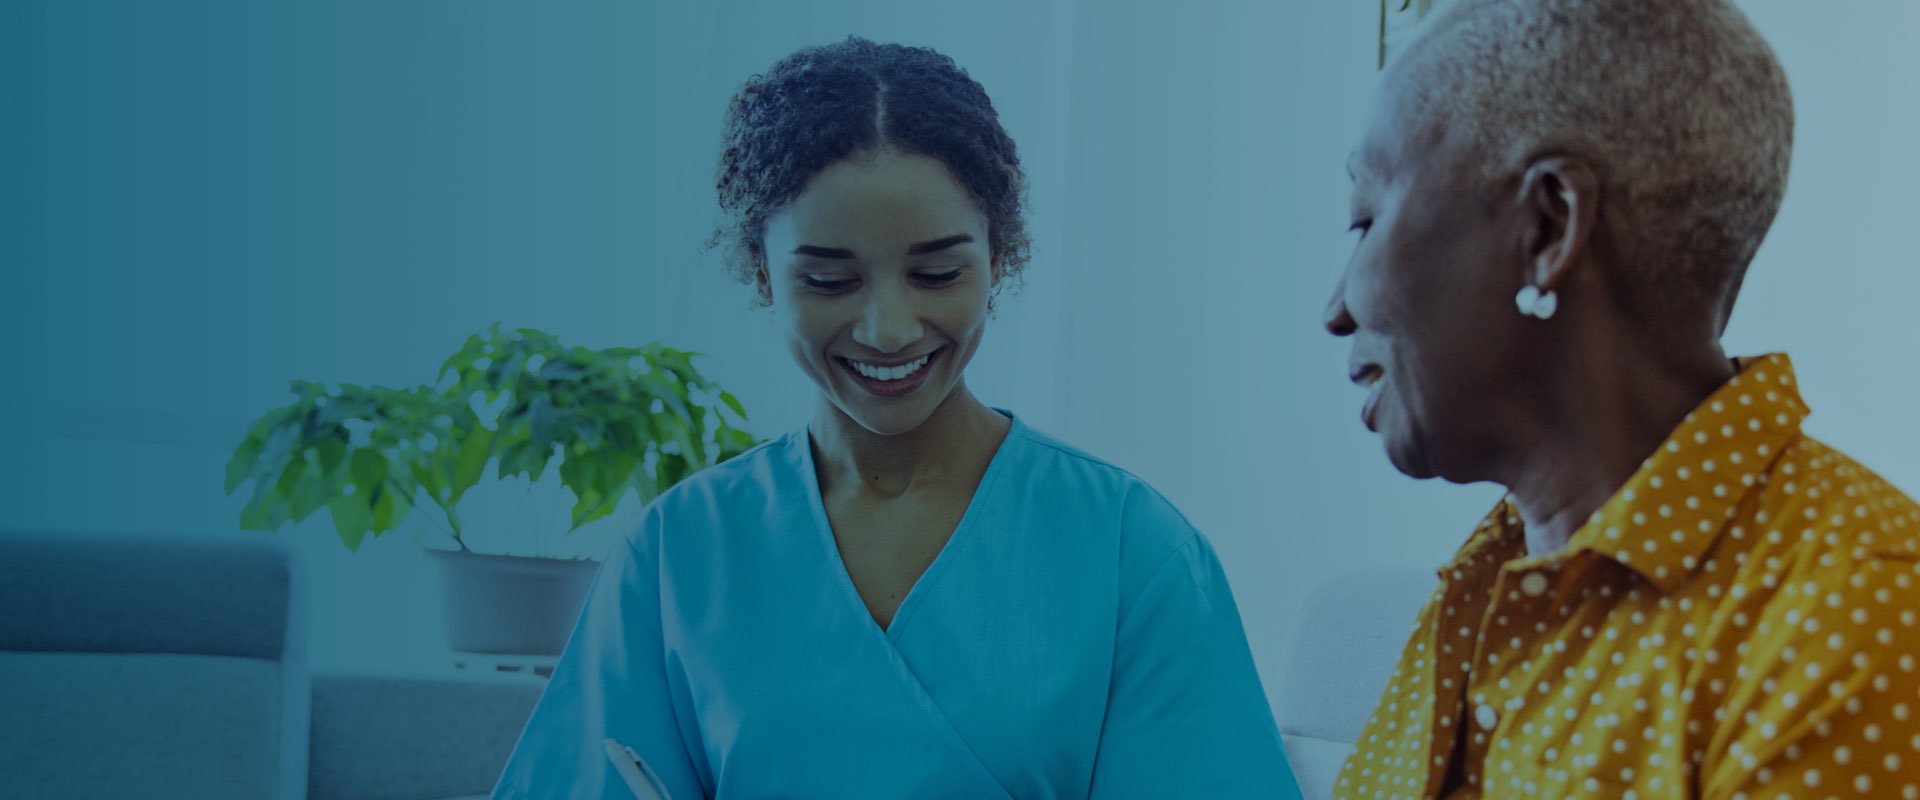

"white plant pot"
[416, 469, 639, 655]
[427, 548, 599, 655]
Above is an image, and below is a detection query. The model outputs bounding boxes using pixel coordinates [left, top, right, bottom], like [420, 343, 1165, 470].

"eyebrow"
[790, 233, 976, 260]
[906, 233, 974, 255]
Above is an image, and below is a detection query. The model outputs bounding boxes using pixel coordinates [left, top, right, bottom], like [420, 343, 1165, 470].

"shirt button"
[1475, 704, 1499, 730]
[1520, 572, 1549, 597]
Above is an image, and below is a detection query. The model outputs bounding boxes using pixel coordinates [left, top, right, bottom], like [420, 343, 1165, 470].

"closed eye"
[916, 268, 963, 287]
[801, 276, 857, 294]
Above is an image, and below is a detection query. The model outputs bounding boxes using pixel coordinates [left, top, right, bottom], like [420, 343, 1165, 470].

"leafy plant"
[225, 325, 760, 552]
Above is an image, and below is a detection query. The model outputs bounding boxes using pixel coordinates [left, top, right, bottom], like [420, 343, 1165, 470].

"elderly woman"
[493, 38, 1296, 799]
[1324, 1, 1920, 798]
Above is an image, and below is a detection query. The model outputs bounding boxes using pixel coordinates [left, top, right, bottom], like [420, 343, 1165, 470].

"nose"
[852, 279, 924, 354]
[1324, 272, 1357, 337]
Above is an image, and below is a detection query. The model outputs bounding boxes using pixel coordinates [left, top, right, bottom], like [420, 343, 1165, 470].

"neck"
[809, 383, 1009, 500]
[1501, 331, 1735, 556]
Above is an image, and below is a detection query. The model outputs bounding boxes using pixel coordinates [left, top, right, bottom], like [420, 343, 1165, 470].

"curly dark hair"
[712, 37, 1032, 305]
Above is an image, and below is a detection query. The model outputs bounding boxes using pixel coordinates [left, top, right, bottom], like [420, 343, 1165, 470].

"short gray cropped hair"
[1398, 0, 1793, 324]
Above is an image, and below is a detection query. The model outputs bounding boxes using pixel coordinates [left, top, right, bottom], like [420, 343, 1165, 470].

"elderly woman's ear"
[1517, 156, 1601, 300]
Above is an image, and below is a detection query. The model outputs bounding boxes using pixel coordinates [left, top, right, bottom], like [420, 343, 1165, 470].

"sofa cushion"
[0, 651, 300, 799]
[307, 673, 545, 800]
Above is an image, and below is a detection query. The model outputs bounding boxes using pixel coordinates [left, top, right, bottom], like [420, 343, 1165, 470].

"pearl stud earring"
[1515, 285, 1558, 320]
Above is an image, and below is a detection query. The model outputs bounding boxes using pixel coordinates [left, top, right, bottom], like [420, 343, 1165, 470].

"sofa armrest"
[308, 672, 545, 800]
[0, 530, 309, 800]
[1271, 566, 1438, 746]
[1270, 567, 1438, 800]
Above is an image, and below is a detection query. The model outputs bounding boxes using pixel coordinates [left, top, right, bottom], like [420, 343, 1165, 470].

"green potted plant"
[225, 324, 761, 655]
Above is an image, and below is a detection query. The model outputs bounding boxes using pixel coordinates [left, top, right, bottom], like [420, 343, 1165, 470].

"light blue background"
[5, 1, 1916, 708]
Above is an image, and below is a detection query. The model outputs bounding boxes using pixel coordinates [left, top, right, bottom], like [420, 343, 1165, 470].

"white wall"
[1726, 2, 1920, 480]
[7, 0, 1916, 691]
[1049, 0, 1493, 704]
[4, 0, 1080, 673]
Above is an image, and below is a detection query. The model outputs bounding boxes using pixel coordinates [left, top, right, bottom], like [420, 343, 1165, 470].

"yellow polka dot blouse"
[1335, 354, 1920, 799]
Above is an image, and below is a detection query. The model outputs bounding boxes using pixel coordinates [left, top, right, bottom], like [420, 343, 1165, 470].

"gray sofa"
[0, 529, 543, 800]
[1, 529, 1430, 800]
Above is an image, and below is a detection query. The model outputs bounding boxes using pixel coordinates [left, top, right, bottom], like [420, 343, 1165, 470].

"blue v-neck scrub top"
[493, 412, 1300, 799]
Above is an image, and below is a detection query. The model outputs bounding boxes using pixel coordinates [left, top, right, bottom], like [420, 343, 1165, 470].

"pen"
[602, 738, 674, 800]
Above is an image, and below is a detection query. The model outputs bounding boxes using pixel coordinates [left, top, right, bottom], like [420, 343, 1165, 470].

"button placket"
[1429, 564, 1499, 794]
[1427, 512, 1531, 795]
[1462, 560, 1565, 791]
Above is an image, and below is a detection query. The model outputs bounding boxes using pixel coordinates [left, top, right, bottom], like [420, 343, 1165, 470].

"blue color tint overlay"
[5, 1, 1920, 797]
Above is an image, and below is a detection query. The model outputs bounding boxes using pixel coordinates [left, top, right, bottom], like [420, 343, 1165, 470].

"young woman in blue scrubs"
[494, 37, 1299, 800]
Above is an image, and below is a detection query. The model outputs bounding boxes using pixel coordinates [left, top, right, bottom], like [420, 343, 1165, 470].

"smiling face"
[1324, 69, 1539, 482]
[760, 149, 996, 437]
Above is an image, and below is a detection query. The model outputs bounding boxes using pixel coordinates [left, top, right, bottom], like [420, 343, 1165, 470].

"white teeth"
[851, 353, 931, 381]
[1365, 372, 1384, 390]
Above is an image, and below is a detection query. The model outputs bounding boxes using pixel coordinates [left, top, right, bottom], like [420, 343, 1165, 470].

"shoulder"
[1710, 443, 1920, 792]
[1004, 415, 1215, 594]
[1727, 435, 1918, 674]
[1001, 416, 1138, 485]
[1727, 435, 1919, 635]
[1759, 434, 1920, 561]
[656, 430, 805, 508]
[622, 431, 809, 550]
[1006, 416, 1202, 534]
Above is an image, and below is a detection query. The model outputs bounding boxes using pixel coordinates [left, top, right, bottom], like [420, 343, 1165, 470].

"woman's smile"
[838, 347, 943, 398]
